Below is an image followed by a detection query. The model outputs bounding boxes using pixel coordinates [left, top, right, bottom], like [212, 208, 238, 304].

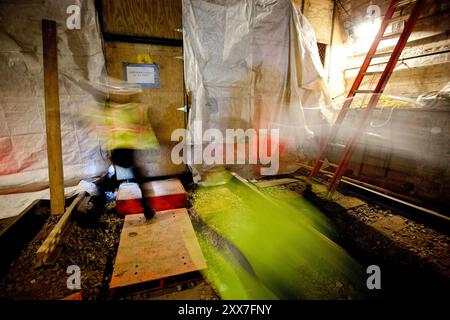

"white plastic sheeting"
[0, 179, 100, 219]
[416, 81, 450, 108]
[0, 0, 107, 193]
[183, 0, 336, 179]
[0, 187, 79, 220]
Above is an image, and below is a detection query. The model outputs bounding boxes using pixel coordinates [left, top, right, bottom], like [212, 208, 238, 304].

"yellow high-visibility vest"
[103, 102, 159, 151]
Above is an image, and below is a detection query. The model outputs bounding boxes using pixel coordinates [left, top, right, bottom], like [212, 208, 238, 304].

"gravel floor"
[0, 206, 123, 300]
[346, 204, 450, 278]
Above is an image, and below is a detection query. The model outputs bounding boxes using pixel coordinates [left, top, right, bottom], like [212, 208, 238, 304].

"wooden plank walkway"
[110, 208, 206, 290]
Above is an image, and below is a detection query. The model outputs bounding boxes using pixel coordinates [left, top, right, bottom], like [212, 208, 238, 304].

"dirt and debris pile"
[0, 208, 123, 300]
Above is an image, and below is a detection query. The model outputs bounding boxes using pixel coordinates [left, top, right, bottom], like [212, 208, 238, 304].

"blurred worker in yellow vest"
[97, 77, 159, 219]
[104, 94, 159, 152]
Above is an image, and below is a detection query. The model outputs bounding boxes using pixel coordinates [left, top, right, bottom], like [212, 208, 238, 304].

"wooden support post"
[42, 19, 65, 215]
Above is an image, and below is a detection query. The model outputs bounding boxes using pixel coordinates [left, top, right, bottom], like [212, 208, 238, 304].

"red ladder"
[309, 0, 425, 195]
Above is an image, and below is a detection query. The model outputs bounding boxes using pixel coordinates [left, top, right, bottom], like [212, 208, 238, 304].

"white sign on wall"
[123, 63, 160, 88]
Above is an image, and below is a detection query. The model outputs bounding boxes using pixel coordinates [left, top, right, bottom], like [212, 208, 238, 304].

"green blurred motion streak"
[192, 177, 366, 300]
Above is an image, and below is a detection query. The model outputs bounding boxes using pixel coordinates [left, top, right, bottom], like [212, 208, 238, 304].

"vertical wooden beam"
[42, 19, 65, 215]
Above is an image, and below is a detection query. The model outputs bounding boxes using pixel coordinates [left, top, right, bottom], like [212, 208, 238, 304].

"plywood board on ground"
[110, 208, 206, 290]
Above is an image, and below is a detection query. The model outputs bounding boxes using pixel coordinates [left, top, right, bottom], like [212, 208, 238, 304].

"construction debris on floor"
[0, 206, 123, 300]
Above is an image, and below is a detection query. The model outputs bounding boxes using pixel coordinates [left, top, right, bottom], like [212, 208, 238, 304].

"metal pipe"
[344, 49, 450, 72]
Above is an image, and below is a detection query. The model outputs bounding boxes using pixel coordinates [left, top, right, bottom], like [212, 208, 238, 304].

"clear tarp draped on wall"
[182, 0, 336, 181]
[0, 0, 107, 191]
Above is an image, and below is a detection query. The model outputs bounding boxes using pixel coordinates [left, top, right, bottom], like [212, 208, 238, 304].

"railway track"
[294, 165, 450, 234]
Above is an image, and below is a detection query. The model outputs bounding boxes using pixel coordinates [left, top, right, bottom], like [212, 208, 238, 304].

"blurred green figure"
[96, 78, 159, 219]
[192, 174, 367, 300]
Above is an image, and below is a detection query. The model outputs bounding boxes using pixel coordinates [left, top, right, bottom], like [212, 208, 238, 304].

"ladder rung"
[371, 51, 394, 58]
[389, 15, 410, 24]
[362, 71, 384, 75]
[353, 90, 376, 94]
[382, 31, 403, 40]
[394, 0, 417, 9]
